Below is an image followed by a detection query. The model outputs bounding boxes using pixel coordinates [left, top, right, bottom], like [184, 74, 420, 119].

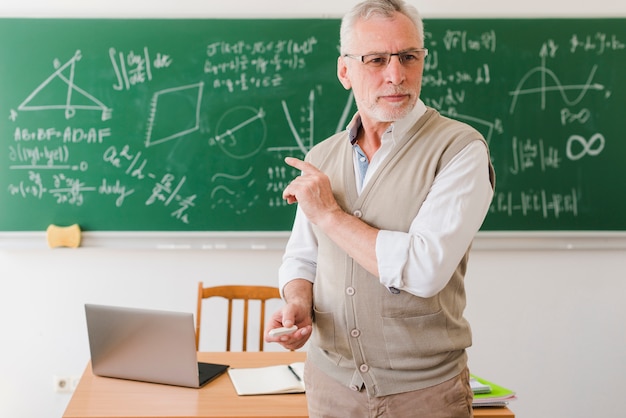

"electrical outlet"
[53, 376, 73, 393]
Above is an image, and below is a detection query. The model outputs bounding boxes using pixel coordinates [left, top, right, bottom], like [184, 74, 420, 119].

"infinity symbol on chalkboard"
[566, 133, 605, 161]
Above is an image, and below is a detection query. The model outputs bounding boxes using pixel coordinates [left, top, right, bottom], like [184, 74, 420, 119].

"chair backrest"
[195, 282, 281, 351]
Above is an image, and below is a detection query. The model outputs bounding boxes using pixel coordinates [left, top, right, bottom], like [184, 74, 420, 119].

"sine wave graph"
[508, 45, 607, 114]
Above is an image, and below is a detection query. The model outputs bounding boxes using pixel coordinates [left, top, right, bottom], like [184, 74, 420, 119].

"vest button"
[359, 364, 369, 373]
[346, 287, 355, 296]
[350, 329, 360, 338]
[349, 384, 360, 391]
[353, 210, 363, 218]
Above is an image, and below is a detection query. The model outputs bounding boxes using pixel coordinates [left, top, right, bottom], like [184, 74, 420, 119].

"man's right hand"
[265, 279, 313, 350]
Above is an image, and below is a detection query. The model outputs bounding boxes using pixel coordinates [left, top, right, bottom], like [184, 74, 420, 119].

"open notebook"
[228, 361, 305, 395]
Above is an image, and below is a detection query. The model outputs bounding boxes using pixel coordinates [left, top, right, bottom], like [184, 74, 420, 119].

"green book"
[470, 374, 516, 407]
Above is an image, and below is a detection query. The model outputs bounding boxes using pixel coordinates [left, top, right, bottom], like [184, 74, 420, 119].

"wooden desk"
[63, 351, 514, 418]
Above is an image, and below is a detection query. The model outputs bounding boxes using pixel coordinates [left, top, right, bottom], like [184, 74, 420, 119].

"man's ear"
[337, 56, 352, 90]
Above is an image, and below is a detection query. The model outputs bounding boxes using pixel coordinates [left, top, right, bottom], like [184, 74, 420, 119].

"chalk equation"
[491, 189, 578, 220]
[110, 46, 173, 92]
[205, 37, 319, 93]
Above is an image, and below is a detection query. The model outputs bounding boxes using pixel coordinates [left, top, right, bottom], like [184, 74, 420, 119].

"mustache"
[378, 88, 411, 96]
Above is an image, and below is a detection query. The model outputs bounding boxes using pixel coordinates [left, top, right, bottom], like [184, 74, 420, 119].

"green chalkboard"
[1, 18, 625, 232]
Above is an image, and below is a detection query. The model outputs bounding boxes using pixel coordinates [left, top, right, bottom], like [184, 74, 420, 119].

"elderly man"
[266, 1, 495, 416]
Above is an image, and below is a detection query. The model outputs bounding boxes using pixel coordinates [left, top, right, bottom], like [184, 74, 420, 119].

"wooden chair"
[195, 282, 281, 351]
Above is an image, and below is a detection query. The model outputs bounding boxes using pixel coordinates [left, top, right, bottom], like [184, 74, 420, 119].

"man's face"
[338, 12, 425, 126]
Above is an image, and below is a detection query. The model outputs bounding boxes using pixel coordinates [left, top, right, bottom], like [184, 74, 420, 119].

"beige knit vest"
[305, 108, 495, 397]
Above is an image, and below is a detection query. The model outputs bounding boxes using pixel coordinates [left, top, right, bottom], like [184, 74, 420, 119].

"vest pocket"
[312, 307, 350, 364]
[382, 311, 459, 370]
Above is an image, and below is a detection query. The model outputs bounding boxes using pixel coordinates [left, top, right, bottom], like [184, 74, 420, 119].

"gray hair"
[339, 0, 424, 54]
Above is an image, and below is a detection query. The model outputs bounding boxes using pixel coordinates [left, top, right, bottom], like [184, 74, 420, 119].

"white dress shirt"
[279, 101, 494, 298]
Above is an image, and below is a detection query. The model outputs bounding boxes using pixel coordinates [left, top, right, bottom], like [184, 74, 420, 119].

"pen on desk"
[287, 365, 301, 381]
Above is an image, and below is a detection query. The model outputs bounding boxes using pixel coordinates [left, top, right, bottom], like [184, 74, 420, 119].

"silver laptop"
[84, 304, 228, 388]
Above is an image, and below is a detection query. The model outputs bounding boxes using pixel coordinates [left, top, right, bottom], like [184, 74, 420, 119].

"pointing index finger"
[285, 157, 317, 175]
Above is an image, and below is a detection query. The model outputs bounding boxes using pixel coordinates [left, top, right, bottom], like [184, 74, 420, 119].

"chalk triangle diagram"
[17, 50, 111, 120]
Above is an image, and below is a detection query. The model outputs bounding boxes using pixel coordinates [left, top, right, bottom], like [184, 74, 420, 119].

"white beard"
[366, 99, 415, 122]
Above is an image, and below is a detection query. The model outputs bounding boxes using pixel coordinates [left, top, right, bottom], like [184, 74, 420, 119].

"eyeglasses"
[343, 48, 428, 68]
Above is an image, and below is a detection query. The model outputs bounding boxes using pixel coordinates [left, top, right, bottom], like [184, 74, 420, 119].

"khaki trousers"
[304, 359, 474, 418]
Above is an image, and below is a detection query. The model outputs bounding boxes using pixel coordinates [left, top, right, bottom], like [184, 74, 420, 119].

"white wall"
[1, 1, 625, 417]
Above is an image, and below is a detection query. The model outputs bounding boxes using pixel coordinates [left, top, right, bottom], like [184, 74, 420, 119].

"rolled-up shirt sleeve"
[278, 205, 318, 297]
[377, 141, 493, 298]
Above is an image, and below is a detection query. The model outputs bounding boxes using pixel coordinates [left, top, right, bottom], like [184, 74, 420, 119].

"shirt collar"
[347, 99, 427, 145]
